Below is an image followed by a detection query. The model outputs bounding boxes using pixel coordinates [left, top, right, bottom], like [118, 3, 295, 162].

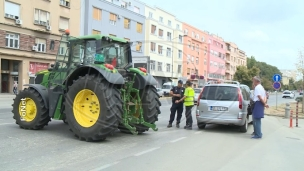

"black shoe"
[167, 123, 172, 128]
[176, 123, 180, 128]
[184, 125, 192, 130]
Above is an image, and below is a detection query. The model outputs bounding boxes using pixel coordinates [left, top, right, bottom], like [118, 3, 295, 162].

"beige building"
[225, 42, 247, 80]
[0, 0, 81, 93]
[281, 69, 298, 85]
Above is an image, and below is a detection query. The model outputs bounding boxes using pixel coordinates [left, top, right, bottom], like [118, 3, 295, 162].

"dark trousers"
[185, 106, 194, 127]
[169, 103, 183, 124]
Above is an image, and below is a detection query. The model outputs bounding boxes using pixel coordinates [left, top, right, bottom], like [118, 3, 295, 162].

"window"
[191, 56, 194, 62]
[121, 0, 127, 7]
[204, 59, 207, 65]
[177, 65, 181, 73]
[93, 7, 101, 20]
[124, 18, 130, 29]
[35, 38, 46, 52]
[150, 42, 156, 52]
[60, 0, 70, 7]
[109, 13, 117, 25]
[179, 35, 183, 43]
[159, 17, 163, 23]
[158, 45, 163, 55]
[151, 25, 156, 34]
[178, 50, 182, 59]
[5, 33, 19, 49]
[4, 1, 20, 19]
[167, 32, 171, 41]
[168, 20, 171, 26]
[149, 12, 153, 18]
[158, 29, 163, 37]
[196, 44, 199, 51]
[204, 71, 206, 76]
[157, 62, 162, 71]
[134, 6, 140, 13]
[166, 64, 171, 72]
[196, 57, 199, 64]
[188, 41, 191, 48]
[59, 17, 69, 30]
[202, 37, 205, 42]
[187, 55, 190, 62]
[92, 30, 101, 35]
[150, 60, 155, 70]
[34, 9, 50, 26]
[136, 23, 142, 33]
[187, 68, 190, 75]
[136, 42, 142, 52]
[166, 48, 171, 57]
[176, 24, 180, 30]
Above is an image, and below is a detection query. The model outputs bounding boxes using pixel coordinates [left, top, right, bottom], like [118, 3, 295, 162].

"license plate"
[209, 106, 228, 111]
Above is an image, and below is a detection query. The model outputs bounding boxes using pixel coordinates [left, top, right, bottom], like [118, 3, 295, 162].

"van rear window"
[200, 86, 238, 101]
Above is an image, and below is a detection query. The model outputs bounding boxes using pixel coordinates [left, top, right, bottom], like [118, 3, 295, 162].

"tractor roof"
[72, 34, 128, 43]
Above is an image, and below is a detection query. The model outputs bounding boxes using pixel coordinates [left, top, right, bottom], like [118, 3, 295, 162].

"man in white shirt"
[252, 76, 269, 139]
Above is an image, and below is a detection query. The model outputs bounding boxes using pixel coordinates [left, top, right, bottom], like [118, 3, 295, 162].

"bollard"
[285, 103, 290, 118]
[296, 100, 299, 127]
[290, 110, 293, 128]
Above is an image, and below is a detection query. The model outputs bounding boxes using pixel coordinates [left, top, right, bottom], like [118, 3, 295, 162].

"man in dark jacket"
[167, 80, 185, 128]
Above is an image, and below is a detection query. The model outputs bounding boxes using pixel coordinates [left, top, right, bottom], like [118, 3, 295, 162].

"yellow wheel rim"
[73, 89, 100, 128]
[18, 98, 37, 122]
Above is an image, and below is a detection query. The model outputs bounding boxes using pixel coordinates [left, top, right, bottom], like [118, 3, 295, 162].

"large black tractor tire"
[119, 86, 161, 134]
[64, 74, 123, 142]
[12, 87, 50, 129]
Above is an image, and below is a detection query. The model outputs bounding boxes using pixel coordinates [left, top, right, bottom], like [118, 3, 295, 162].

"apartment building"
[280, 69, 297, 85]
[80, 0, 145, 57]
[207, 34, 226, 81]
[225, 42, 247, 80]
[0, 0, 81, 93]
[144, 5, 184, 86]
[182, 23, 208, 87]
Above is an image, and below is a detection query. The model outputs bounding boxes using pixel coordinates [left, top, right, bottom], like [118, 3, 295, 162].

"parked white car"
[282, 91, 295, 98]
[156, 88, 163, 97]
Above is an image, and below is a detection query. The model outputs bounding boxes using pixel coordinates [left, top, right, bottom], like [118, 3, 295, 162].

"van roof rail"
[206, 80, 240, 85]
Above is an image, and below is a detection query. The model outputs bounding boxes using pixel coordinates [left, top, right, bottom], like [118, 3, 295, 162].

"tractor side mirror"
[50, 64, 55, 67]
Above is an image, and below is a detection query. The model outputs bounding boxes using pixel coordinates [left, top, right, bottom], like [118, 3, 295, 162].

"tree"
[295, 47, 304, 112]
[233, 66, 251, 86]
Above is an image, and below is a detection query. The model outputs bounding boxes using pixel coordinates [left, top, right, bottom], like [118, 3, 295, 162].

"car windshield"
[283, 92, 290, 94]
[162, 85, 172, 89]
[200, 86, 238, 101]
[194, 89, 201, 93]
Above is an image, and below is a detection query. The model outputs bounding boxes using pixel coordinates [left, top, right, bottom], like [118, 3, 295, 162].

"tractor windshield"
[100, 40, 129, 68]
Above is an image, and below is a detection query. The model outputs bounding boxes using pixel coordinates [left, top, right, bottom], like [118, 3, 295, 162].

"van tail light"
[197, 87, 204, 107]
[238, 88, 242, 109]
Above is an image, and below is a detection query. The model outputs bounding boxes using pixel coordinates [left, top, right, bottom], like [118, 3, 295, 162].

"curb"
[265, 114, 304, 119]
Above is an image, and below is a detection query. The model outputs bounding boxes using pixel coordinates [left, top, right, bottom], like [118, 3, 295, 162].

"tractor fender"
[66, 66, 125, 87]
[23, 84, 49, 109]
[127, 73, 158, 90]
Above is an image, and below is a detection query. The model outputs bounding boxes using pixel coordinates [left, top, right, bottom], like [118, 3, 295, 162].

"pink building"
[206, 34, 226, 81]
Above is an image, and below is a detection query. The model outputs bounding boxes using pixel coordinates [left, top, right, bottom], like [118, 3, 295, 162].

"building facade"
[225, 42, 247, 80]
[182, 23, 208, 87]
[207, 34, 226, 81]
[80, 0, 146, 57]
[0, 0, 81, 93]
[144, 5, 184, 87]
[280, 69, 297, 85]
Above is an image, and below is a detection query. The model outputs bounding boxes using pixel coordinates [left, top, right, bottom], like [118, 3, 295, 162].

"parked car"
[156, 88, 163, 97]
[282, 91, 295, 98]
[196, 81, 252, 133]
[194, 88, 202, 105]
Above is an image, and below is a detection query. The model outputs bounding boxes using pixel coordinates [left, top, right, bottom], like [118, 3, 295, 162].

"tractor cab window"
[71, 40, 96, 65]
[100, 41, 129, 68]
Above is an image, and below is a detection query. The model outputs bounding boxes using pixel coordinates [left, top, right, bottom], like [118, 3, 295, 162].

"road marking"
[170, 137, 186, 143]
[134, 147, 160, 156]
[0, 123, 13, 126]
[89, 161, 120, 171]
[194, 131, 201, 134]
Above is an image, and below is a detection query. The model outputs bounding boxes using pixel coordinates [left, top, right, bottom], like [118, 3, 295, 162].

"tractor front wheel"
[64, 74, 122, 141]
[12, 88, 50, 129]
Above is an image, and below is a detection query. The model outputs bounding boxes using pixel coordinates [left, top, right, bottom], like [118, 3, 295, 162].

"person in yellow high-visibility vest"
[175, 80, 195, 130]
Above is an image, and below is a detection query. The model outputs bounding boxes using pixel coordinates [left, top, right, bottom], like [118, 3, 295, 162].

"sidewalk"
[0, 93, 16, 99]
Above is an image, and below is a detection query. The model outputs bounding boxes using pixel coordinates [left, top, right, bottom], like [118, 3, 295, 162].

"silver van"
[196, 81, 252, 132]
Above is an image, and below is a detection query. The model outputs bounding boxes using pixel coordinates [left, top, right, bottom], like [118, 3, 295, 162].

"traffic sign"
[273, 82, 281, 90]
[272, 74, 281, 82]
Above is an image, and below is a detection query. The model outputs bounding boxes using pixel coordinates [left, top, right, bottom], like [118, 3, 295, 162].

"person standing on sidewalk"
[167, 80, 185, 128]
[176, 80, 195, 130]
[252, 76, 269, 139]
[13, 81, 18, 95]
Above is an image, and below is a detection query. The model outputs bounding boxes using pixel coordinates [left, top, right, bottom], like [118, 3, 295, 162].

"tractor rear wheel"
[119, 86, 161, 133]
[12, 87, 50, 129]
[64, 74, 122, 141]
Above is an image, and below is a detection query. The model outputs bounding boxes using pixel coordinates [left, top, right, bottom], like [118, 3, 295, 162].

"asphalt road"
[1, 96, 304, 171]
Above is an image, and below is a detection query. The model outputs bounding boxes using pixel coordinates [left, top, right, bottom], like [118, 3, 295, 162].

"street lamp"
[170, 35, 187, 83]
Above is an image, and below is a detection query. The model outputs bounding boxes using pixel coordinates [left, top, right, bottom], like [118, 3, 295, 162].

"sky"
[140, 0, 304, 70]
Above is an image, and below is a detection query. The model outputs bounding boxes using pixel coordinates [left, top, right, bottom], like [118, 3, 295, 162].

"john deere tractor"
[12, 30, 161, 141]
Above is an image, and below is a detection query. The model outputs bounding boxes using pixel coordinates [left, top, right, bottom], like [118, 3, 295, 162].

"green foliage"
[233, 55, 282, 90]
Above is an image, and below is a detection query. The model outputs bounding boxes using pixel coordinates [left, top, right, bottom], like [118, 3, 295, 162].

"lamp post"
[170, 35, 187, 83]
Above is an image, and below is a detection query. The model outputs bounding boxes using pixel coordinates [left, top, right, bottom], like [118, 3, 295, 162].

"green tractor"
[12, 31, 161, 141]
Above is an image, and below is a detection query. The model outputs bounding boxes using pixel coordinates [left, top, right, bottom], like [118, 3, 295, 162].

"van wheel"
[240, 117, 248, 133]
[197, 122, 206, 129]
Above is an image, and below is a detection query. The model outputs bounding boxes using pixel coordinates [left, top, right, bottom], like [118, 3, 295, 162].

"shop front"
[28, 62, 49, 84]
